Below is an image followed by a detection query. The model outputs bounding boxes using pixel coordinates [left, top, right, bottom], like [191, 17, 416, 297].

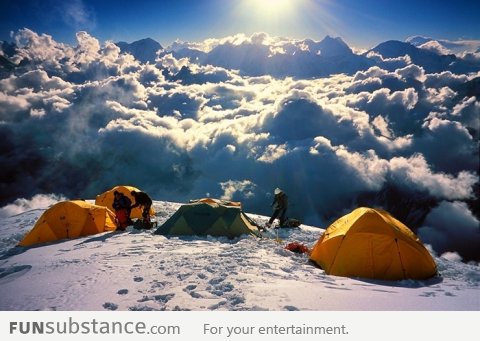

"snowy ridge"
[0, 200, 478, 311]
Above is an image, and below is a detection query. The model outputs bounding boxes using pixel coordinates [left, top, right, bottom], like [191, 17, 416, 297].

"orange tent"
[18, 200, 117, 247]
[95, 185, 155, 219]
[309, 207, 437, 280]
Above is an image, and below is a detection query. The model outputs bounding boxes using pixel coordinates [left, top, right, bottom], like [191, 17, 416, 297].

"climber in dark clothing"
[112, 191, 133, 228]
[266, 187, 288, 227]
[130, 190, 153, 225]
[113, 191, 132, 213]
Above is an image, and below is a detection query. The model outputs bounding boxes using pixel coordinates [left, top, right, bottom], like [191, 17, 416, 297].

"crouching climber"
[131, 190, 153, 229]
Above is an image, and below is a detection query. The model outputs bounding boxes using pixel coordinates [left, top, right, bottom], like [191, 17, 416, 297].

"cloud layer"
[1, 29, 479, 260]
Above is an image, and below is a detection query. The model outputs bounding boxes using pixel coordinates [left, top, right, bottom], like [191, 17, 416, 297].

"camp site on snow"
[3, 184, 479, 311]
[15, 185, 438, 282]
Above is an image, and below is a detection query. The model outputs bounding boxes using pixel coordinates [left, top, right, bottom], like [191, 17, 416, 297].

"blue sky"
[1, 0, 479, 48]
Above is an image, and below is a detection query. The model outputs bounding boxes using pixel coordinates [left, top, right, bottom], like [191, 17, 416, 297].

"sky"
[1, 0, 479, 48]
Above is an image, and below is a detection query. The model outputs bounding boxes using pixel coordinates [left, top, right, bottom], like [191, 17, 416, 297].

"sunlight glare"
[235, 0, 335, 41]
[246, 0, 295, 16]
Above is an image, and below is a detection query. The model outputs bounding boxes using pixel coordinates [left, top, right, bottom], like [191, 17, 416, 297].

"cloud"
[12, 29, 75, 72]
[0, 91, 31, 121]
[418, 201, 480, 261]
[424, 71, 469, 88]
[59, 0, 96, 32]
[335, 148, 389, 190]
[395, 64, 426, 82]
[418, 40, 452, 55]
[348, 87, 421, 136]
[263, 97, 359, 144]
[413, 117, 478, 173]
[365, 51, 411, 72]
[451, 96, 480, 135]
[461, 52, 480, 64]
[440, 252, 463, 262]
[0, 194, 66, 218]
[407, 36, 480, 55]
[388, 154, 476, 200]
[220, 180, 256, 200]
[1, 70, 70, 92]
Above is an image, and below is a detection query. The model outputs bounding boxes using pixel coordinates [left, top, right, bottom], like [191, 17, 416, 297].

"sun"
[256, 0, 291, 11]
[234, 0, 317, 38]
[245, 0, 295, 16]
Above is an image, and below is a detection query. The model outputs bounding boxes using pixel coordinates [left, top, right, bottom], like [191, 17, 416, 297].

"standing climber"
[112, 191, 133, 230]
[266, 187, 288, 228]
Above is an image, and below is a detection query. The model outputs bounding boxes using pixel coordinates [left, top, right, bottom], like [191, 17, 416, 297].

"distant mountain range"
[113, 35, 480, 78]
[166, 35, 373, 77]
[369, 40, 460, 73]
[406, 35, 480, 54]
[2, 35, 479, 78]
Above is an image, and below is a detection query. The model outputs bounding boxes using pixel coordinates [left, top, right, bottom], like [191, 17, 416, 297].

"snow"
[0, 200, 478, 311]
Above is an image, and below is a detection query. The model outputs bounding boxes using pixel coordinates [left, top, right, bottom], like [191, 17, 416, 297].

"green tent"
[155, 199, 261, 238]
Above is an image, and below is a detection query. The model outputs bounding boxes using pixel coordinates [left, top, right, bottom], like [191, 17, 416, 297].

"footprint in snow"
[138, 293, 175, 304]
[150, 280, 170, 289]
[420, 291, 436, 297]
[177, 272, 192, 280]
[228, 294, 245, 306]
[128, 305, 157, 311]
[184, 284, 203, 299]
[197, 273, 208, 280]
[284, 305, 300, 311]
[208, 300, 227, 310]
[103, 302, 118, 310]
[207, 280, 234, 297]
[208, 277, 225, 285]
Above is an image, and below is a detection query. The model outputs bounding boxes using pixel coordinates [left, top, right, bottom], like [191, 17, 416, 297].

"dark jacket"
[272, 192, 288, 210]
[113, 194, 132, 211]
[131, 191, 152, 208]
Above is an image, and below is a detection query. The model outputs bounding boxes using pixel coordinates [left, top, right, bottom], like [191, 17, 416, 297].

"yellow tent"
[18, 200, 117, 247]
[309, 207, 437, 280]
[155, 199, 261, 238]
[95, 185, 155, 219]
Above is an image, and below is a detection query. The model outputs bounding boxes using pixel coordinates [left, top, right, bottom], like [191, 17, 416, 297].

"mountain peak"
[316, 35, 352, 57]
[370, 40, 417, 57]
[322, 35, 344, 42]
[115, 38, 163, 63]
[406, 36, 433, 46]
